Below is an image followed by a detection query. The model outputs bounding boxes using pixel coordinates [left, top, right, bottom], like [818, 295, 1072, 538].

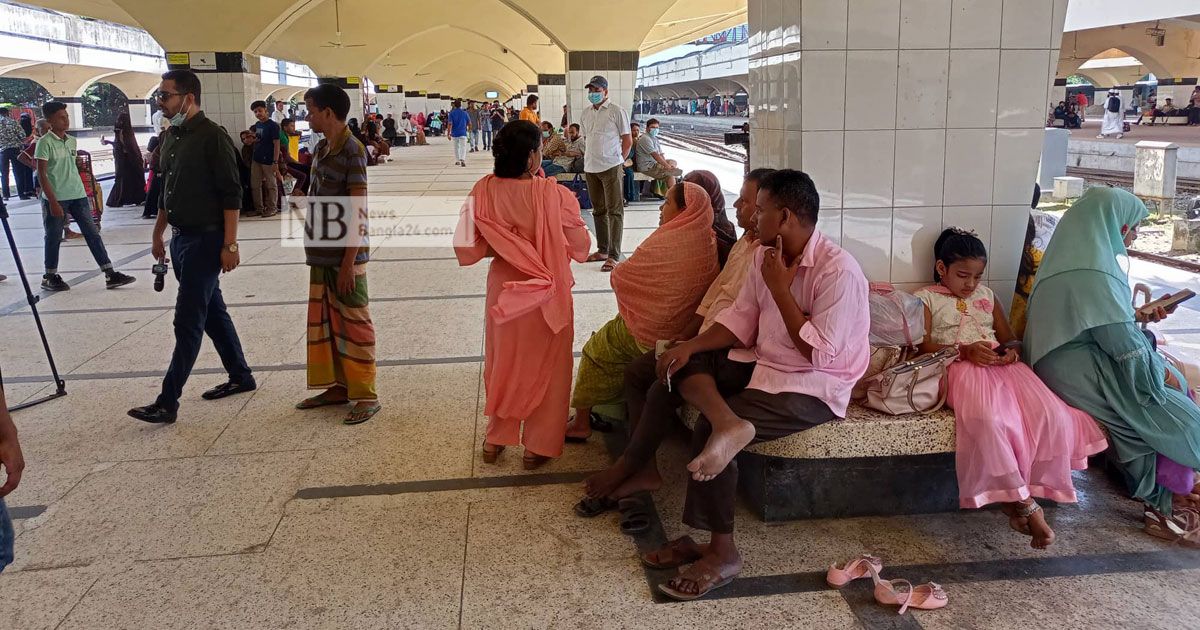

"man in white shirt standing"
[271, 100, 287, 124]
[579, 75, 632, 272]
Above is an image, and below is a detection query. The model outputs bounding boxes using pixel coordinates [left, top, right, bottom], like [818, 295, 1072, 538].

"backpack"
[1107, 96, 1121, 113]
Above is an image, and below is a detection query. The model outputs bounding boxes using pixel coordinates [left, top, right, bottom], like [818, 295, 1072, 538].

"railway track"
[657, 130, 746, 163]
[1066, 166, 1200, 195]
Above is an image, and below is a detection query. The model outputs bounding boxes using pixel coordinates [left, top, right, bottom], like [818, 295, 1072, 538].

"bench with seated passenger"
[554, 172, 653, 182]
[680, 403, 958, 520]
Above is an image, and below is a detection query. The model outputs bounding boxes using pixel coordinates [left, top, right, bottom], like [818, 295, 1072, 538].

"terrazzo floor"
[1, 138, 1198, 629]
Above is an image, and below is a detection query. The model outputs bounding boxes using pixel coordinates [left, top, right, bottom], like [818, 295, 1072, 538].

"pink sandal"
[869, 565, 947, 614]
[826, 553, 883, 588]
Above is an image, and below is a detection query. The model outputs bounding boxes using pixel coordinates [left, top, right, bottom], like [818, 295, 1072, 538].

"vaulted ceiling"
[23, 0, 746, 96]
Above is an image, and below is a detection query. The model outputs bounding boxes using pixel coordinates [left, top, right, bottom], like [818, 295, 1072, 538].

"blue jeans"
[43, 197, 111, 275]
[482, 129, 492, 150]
[623, 167, 638, 202]
[541, 160, 565, 176]
[470, 130, 480, 150]
[155, 229, 253, 412]
[0, 498, 12, 572]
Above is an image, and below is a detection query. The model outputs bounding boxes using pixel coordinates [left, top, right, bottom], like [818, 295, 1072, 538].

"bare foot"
[610, 461, 662, 499]
[1025, 503, 1056, 549]
[1001, 503, 1031, 535]
[583, 456, 634, 499]
[687, 418, 755, 482]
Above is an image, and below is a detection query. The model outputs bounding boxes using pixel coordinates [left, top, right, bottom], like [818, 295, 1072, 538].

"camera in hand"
[152, 262, 168, 292]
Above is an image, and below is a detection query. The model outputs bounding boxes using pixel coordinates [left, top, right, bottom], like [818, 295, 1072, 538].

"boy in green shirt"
[35, 101, 134, 291]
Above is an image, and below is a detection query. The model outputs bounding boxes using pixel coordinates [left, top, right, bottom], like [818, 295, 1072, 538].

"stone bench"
[681, 403, 958, 520]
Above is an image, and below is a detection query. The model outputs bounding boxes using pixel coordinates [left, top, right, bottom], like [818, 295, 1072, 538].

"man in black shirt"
[128, 69, 255, 424]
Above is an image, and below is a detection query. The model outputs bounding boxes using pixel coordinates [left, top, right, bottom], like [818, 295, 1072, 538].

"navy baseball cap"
[586, 75, 608, 90]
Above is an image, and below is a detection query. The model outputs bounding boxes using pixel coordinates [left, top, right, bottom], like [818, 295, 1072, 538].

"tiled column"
[127, 99, 153, 127]
[374, 84, 405, 117]
[165, 52, 263, 141]
[426, 93, 442, 114]
[1050, 78, 1067, 107]
[318, 77, 365, 120]
[566, 51, 638, 125]
[538, 74, 568, 128]
[748, 0, 1067, 299]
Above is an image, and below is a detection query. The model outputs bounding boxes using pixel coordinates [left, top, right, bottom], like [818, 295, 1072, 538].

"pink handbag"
[861, 346, 958, 415]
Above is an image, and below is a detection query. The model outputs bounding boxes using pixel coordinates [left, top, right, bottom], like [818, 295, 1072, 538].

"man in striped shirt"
[295, 83, 381, 426]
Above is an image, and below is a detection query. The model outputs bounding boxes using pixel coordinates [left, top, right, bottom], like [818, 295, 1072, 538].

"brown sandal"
[640, 536, 704, 569]
[1145, 506, 1200, 547]
[658, 559, 738, 601]
[482, 443, 505, 464]
[601, 259, 617, 272]
[585, 251, 606, 262]
[522, 452, 551, 470]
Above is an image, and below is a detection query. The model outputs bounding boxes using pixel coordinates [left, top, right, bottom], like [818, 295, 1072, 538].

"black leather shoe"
[201, 380, 257, 400]
[128, 404, 177, 424]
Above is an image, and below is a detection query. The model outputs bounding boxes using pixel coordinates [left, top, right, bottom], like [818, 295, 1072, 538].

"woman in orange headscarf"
[565, 181, 720, 440]
[454, 121, 592, 470]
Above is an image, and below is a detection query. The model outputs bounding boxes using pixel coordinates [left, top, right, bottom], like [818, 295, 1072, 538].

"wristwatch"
[224, 242, 239, 253]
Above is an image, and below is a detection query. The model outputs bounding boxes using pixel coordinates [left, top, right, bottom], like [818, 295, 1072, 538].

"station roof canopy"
[22, 0, 747, 96]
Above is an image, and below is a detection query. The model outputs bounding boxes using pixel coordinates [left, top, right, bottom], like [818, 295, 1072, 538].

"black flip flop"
[574, 496, 618, 518]
[589, 412, 615, 434]
[618, 496, 651, 536]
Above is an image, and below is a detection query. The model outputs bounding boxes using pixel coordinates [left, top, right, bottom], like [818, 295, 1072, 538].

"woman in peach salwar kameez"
[454, 121, 591, 469]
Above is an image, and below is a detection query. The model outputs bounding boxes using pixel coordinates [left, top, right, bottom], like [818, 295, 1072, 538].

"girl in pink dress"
[914, 228, 1107, 549]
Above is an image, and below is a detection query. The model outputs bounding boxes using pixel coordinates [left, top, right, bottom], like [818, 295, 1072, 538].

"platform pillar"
[746, 0, 1067, 288]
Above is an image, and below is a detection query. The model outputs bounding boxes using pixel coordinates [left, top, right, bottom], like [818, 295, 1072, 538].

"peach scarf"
[612, 181, 719, 346]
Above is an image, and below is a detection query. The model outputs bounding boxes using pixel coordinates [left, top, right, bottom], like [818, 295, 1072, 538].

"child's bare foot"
[1019, 500, 1055, 549]
[1001, 502, 1031, 535]
[687, 418, 755, 482]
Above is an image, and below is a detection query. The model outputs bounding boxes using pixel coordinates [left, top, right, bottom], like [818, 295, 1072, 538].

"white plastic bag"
[868, 284, 925, 347]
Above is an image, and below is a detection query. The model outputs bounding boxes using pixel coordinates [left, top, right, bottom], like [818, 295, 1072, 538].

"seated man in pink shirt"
[590, 169, 871, 601]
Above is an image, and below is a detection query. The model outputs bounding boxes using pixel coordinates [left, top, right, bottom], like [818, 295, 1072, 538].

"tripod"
[0, 198, 67, 411]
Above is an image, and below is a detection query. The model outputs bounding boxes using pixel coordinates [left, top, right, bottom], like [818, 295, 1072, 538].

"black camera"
[152, 262, 168, 292]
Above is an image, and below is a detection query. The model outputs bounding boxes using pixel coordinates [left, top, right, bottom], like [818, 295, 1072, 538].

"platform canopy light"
[485, 91, 499, 99]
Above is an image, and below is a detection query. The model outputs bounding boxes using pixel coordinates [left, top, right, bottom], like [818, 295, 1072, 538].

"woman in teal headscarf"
[1024, 187, 1200, 542]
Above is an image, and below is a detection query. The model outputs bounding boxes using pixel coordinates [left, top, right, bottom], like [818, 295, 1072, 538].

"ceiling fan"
[321, 0, 366, 49]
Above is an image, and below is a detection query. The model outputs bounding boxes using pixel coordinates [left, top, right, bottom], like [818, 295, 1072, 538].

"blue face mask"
[648, 128, 659, 137]
[168, 103, 191, 127]
[542, 130, 550, 138]
[587, 92, 604, 105]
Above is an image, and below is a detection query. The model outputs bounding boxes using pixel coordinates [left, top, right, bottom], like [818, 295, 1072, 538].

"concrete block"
[1173, 218, 1200, 254]
[1038, 127, 1069, 190]
[1134, 140, 1178, 200]
[1053, 176, 1084, 200]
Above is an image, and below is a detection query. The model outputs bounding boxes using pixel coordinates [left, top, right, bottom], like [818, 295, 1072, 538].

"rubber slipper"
[618, 496, 651, 536]
[295, 394, 350, 410]
[343, 402, 382, 425]
[573, 496, 618, 518]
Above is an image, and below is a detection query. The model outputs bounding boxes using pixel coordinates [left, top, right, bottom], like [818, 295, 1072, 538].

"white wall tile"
[841, 208, 893, 281]
[781, 54, 802, 131]
[950, 0, 1002, 49]
[900, 0, 952, 49]
[894, 129, 946, 207]
[845, 51, 897, 130]
[942, 206, 992, 249]
[992, 129, 1044, 205]
[784, 130, 803, 170]
[847, 0, 900, 50]
[1001, 0, 1054, 49]
[897, 50, 949, 129]
[801, 51, 846, 131]
[747, 0, 764, 56]
[802, 130, 844, 209]
[947, 49, 1000, 128]
[989, 280, 1016, 313]
[989, 205, 1031, 281]
[843, 130, 895, 209]
[997, 50, 1051, 128]
[761, 0, 784, 55]
[801, 0, 848, 50]
[781, 0, 801, 50]
[891, 207, 943, 283]
[943, 129, 995, 206]
[817, 208, 843, 245]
